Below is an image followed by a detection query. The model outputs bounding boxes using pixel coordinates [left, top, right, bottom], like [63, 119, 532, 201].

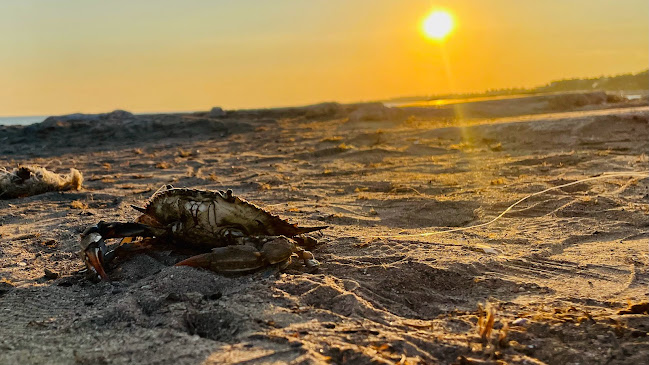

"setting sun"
[422, 10, 455, 41]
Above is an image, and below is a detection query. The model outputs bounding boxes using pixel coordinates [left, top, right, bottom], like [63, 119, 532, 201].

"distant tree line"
[535, 70, 648, 93]
[386, 69, 648, 103]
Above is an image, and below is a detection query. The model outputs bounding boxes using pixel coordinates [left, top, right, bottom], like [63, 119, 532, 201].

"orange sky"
[1, 0, 647, 116]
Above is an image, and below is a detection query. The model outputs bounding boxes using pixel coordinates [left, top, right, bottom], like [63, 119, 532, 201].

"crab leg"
[176, 236, 319, 274]
[79, 221, 165, 280]
[294, 247, 319, 270]
[176, 245, 266, 273]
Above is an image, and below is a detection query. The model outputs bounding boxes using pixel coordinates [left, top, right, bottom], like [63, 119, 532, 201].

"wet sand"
[0, 93, 648, 364]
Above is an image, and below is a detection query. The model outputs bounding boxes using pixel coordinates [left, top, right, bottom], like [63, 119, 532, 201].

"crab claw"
[79, 221, 164, 281]
[80, 226, 110, 281]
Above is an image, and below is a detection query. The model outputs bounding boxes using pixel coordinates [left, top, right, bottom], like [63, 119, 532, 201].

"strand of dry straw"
[372, 171, 649, 239]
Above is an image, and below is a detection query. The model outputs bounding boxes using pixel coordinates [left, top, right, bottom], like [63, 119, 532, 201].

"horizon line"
[2, 68, 647, 119]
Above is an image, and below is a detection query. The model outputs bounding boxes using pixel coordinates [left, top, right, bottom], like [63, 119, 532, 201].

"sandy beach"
[0, 93, 648, 364]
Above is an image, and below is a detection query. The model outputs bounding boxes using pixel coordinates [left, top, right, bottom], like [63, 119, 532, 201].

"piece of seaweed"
[0, 165, 83, 199]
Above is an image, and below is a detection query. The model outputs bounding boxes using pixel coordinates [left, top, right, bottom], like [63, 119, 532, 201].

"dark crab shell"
[135, 187, 325, 247]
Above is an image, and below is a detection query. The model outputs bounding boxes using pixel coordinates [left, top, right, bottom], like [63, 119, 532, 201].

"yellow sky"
[1, 0, 647, 116]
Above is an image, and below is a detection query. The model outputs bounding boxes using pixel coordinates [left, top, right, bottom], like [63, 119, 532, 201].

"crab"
[80, 186, 326, 281]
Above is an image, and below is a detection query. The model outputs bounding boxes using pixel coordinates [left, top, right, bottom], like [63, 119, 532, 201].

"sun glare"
[422, 10, 454, 41]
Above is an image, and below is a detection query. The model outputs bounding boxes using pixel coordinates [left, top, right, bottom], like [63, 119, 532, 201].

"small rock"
[204, 292, 222, 301]
[184, 292, 205, 303]
[0, 280, 15, 295]
[471, 244, 502, 255]
[166, 293, 184, 302]
[42, 239, 57, 247]
[618, 302, 649, 315]
[512, 318, 529, 326]
[56, 277, 74, 287]
[44, 269, 59, 280]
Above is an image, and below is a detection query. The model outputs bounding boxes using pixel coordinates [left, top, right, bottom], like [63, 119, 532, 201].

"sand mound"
[546, 91, 621, 109]
[346, 102, 405, 122]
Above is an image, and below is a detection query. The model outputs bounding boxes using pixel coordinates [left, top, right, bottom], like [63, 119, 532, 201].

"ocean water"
[0, 115, 48, 126]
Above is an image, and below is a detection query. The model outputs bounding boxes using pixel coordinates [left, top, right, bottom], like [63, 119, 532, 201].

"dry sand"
[0, 93, 648, 364]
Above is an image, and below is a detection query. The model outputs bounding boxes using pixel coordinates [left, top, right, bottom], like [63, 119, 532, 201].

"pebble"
[166, 293, 183, 302]
[512, 318, 529, 326]
[56, 278, 74, 287]
[204, 292, 222, 301]
[44, 269, 59, 280]
[0, 280, 15, 295]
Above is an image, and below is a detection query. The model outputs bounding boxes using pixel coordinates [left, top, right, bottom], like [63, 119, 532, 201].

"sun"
[422, 10, 455, 41]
